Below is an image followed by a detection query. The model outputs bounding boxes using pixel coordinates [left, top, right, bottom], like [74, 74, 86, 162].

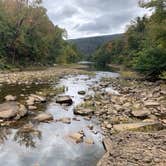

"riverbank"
[87, 76, 166, 165]
[0, 64, 93, 84]
[0, 65, 165, 165]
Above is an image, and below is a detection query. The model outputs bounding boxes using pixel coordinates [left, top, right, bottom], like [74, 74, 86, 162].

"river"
[0, 69, 119, 166]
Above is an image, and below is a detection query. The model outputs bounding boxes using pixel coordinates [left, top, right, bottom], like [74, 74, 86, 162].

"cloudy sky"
[43, 0, 148, 39]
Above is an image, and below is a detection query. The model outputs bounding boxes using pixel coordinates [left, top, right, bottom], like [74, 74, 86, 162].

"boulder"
[74, 108, 94, 116]
[4, 95, 17, 101]
[56, 95, 73, 105]
[0, 102, 27, 120]
[0, 102, 18, 119]
[34, 113, 53, 122]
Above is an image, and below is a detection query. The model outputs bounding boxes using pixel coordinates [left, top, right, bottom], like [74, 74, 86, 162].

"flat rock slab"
[56, 95, 73, 105]
[113, 122, 163, 132]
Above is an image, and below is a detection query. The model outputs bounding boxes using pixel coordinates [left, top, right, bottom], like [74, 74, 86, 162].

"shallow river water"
[0, 71, 119, 166]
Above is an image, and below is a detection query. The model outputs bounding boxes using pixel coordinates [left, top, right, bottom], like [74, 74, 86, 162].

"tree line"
[0, 0, 80, 69]
[93, 0, 166, 79]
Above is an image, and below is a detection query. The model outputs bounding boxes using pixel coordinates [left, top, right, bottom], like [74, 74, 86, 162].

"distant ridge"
[68, 34, 123, 57]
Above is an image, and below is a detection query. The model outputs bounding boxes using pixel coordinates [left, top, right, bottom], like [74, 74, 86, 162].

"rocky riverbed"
[0, 65, 166, 166]
[77, 76, 166, 166]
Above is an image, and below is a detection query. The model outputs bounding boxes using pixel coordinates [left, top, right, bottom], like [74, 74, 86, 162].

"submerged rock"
[34, 113, 53, 122]
[56, 95, 73, 105]
[58, 117, 71, 124]
[84, 138, 94, 144]
[78, 91, 86, 95]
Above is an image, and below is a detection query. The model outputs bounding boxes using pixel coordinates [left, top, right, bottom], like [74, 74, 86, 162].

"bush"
[134, 47, 166, 78]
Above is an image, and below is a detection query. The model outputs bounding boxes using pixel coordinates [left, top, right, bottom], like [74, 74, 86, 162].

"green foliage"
[93, 45, 110, 67]
[69, 34, 122, 60]
[134, 47, 166, 77]
[93, 0, 166, 79]
[0, 0, 80, 68]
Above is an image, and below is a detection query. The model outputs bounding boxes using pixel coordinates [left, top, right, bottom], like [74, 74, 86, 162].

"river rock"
[15, 104, 28, 119]
[69, 132, 84, 143]
[0, 102, 18, 119]
[26, 97, 35, 106]
[113, 122, 161, 132]
[74, 108, 94, 116]
[131, 110, 150, 118]
[4, 95, 17, 101]
[144, 101, 160, 107]
[56, 95, 73, 105]
[58, 117, 71, 124]
[0, 102, 27, 119]
[26, 95, 46, 106]
[28, 106, 37, 110]
[78, 91, 86, 95]
[30, 94, 46, 103]
[34, 113, 53, 122]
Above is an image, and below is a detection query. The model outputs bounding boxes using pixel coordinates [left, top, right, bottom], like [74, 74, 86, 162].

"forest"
[93, 0, 166, 79]
[0, 0, 80, 69]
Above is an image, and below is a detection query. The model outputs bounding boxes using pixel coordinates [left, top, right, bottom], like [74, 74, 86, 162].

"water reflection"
[0, 71, 119, 165]
[0, 127, 11, 144]
[14, 124, 41, 148]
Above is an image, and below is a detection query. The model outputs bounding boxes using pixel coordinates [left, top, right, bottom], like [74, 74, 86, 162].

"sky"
[43, 0, 148, 39]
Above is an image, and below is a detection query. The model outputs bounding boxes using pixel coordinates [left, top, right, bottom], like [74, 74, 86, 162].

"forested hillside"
[0, 0, 80, 69]
[93, 0, 166, 79]
[68, 34, 122, 59]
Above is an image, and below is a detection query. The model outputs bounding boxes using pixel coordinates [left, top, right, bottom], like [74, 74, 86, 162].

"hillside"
[68, 34, 123, 58]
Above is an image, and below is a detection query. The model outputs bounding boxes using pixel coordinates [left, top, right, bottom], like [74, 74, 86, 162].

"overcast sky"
[43, 0, 148, 39]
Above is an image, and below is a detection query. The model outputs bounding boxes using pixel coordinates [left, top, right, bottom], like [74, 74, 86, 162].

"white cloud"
[43, 0, 148, 39]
